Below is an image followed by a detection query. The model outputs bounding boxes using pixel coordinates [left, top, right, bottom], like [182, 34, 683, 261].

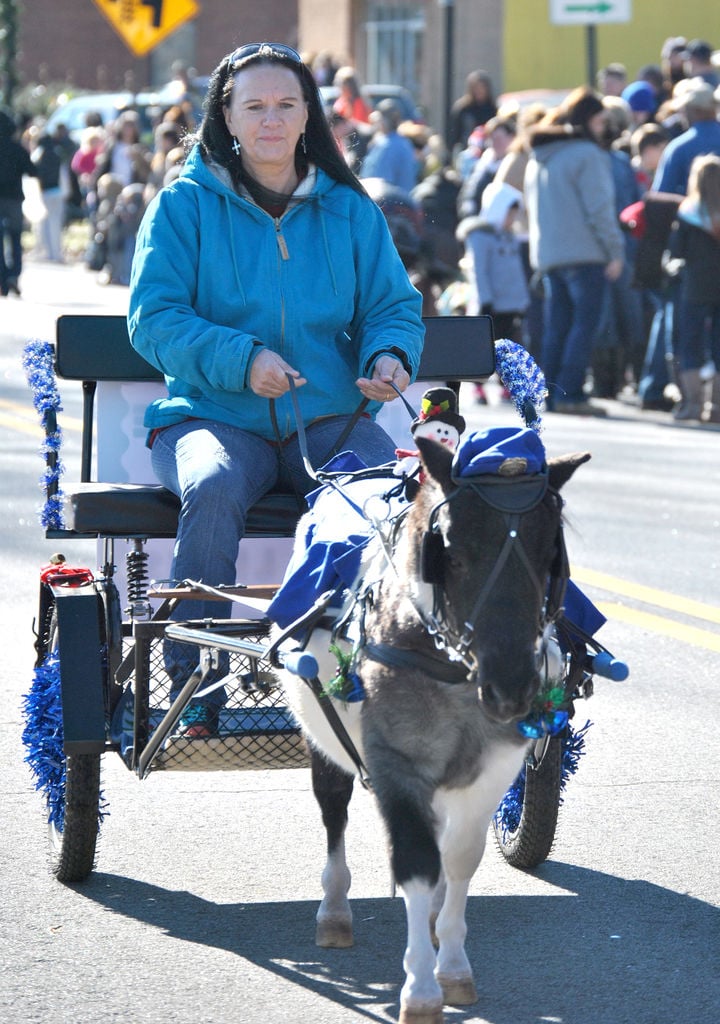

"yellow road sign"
[92, 0, 200, 58]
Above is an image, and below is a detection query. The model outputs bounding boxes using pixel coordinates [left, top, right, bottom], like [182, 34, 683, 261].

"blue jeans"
[151, 414, 397, 703]
[542, 264, 608, 405]
[675, 300, 720, 371]
[638, 287, 675, 402]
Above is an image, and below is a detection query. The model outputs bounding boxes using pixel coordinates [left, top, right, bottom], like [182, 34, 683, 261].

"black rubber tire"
[48, 752, 101, 883]
[46, 615, 102, 884]
[493, 733, 563, 870]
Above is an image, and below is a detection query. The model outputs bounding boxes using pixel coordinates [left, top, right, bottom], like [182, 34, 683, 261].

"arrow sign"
[92, 0, 201, 57]
[549, 0, 631, 24]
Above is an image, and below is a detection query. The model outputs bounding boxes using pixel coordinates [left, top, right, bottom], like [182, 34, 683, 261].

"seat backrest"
[55, 313, 496, 384]
[55, 315, 163, 382]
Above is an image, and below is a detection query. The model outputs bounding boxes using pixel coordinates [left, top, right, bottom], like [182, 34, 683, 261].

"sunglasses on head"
[227, 43, 302, 70]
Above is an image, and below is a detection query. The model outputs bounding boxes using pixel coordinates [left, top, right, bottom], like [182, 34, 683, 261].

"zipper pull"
[275, 220, 289, 260]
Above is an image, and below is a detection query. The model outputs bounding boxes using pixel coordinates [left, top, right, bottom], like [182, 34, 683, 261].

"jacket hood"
[479, 180, 523, 228]
[529, 123, 590, 152]
[456, 180, 524, 240]
[179, 143, 334, 203]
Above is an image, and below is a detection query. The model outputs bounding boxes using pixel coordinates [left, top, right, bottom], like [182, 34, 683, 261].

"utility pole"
[0, 0, 20, 107]
[438, 0, 455, 156]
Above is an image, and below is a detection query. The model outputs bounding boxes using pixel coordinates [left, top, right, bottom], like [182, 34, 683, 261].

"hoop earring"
[231, 135, 241, 156]
[300, 133, 307, 155]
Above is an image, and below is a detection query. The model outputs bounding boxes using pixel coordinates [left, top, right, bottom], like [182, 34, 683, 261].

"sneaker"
[176, 703, 219, 738]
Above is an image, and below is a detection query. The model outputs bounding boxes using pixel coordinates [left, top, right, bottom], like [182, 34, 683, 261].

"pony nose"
[481, 672, 538, 723]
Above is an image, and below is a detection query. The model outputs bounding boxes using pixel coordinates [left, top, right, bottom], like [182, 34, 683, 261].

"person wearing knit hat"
[681, 40, 719, 87]
[524, 86, 625, 415]
[621, 81, 658, 125]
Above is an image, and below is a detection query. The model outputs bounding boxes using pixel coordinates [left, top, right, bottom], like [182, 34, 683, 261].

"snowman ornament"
[395, 386, 466, 496]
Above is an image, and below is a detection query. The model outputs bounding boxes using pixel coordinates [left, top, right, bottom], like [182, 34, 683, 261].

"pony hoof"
[315, 919, 354, 948]
[437, 974, 478, 1006]
[398, 1007, 444, 1024]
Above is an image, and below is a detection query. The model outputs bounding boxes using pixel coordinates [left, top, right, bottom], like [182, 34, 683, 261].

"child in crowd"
[456, 180, 530, 403]
[630, 123, 669, 194]
[665, 153, 720, 421]
[456, 179, 529, 339]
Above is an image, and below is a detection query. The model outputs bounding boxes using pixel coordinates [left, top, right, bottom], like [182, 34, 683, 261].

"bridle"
[366, 472, 568, 681]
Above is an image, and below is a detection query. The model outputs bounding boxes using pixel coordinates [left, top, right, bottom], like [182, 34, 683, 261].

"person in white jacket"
[456, 179, 530, 342]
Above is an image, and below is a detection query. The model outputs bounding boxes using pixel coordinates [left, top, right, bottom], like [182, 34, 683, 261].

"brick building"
[16, 1, 300, 92]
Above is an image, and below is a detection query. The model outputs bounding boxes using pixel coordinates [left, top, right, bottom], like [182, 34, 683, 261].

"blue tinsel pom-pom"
[21, 652, 68, 829]
[22, 340, 65, 530]
[494, 339, 547, 434]
[494, 720, 592, 838]
[21, 651, 108, 831]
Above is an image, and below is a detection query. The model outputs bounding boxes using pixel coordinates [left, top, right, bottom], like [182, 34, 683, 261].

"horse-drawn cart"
[22, 312, 627, 894]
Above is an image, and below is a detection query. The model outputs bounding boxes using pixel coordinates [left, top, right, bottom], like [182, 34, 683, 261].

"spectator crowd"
[2, 37, 720, 424]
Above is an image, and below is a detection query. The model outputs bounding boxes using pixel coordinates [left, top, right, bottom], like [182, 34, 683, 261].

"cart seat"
[64, 482, 302, 539]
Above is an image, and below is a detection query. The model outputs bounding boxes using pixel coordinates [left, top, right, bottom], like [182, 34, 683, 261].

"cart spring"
[126, 541, 151, 619]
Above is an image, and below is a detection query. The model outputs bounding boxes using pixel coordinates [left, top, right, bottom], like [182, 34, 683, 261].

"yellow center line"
[0, 398, 82, 436]
[596, 603, 720, 654]
[573, 566, 720, 626]
[0, 411, 44, 438]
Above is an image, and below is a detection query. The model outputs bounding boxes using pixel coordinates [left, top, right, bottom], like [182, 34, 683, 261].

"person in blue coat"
[128, 42, 424, 736]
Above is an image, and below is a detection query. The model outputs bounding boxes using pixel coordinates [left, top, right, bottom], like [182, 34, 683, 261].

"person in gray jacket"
[525, 87, 625, 414]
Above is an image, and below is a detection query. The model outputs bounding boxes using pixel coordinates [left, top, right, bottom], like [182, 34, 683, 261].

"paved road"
[1, 258, 719, 1024]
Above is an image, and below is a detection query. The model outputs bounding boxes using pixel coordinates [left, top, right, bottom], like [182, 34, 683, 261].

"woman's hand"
[249, 348, 307, 398]
[356, 355, 410, 403]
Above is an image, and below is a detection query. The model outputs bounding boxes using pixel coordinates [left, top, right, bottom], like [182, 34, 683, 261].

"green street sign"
[550, 0, 631, 24]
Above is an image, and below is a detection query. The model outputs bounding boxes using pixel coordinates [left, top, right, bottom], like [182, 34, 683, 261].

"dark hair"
[189, 46, 366, 200]
[539, 85, 604, 139]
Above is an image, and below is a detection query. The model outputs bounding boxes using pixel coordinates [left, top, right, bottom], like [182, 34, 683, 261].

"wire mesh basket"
[127, 619, 310, 773]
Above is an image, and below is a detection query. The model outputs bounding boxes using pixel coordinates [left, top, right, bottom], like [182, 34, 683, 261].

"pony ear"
[548, 451, 591, 491]
[415, 436, 455, 493]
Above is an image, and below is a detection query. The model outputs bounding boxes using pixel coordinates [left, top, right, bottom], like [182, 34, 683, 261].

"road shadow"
[75, 860, 719, 1024]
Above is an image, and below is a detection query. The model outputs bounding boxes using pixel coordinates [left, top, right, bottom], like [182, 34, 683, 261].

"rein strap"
[363, 641, 470, 684]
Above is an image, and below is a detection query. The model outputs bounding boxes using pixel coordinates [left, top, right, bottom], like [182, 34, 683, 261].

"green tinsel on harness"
[323, 643, 365, 703]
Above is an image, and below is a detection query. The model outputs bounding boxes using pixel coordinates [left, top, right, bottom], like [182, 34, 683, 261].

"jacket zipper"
[274, 216, 292, 436]
[275, 217, 289, 260]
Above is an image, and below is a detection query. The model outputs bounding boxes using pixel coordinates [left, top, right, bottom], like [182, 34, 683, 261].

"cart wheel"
[48, 752, 102, 883]
[493, 733, 563, 870]
[44, 615, 102, 883]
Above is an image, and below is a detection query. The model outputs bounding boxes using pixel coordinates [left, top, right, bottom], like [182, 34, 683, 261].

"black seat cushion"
[65, 483, 303, 538]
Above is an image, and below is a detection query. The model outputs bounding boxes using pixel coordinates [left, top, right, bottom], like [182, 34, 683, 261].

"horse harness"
[268, 378, 570, 784]
[364, 469, 569, 682]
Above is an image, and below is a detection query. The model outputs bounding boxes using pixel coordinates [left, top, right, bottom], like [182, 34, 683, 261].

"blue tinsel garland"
[494, 720, 592, 839]
[21, 651, 68, 829]
[494, 339, 547, 434]
[21, 650, 107, 831]
[21, 339, 65, 530]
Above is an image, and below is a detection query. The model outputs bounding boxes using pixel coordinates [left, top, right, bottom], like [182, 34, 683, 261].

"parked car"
[44, 78, 209, 144]
[319, 83, 423, 123]
[44, 91, 160, 143]
[496, 88, 570, 115]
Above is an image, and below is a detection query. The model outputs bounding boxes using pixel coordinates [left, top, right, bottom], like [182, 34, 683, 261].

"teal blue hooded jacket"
[127, 145, 424, 441]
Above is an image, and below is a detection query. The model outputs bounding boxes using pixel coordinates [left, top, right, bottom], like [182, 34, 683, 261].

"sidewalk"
[1, 256, 129, 343]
